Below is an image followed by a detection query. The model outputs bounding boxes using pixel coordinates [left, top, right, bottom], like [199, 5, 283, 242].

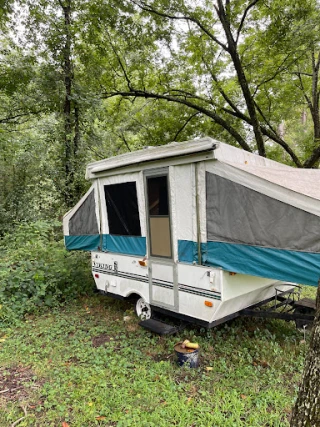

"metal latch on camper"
[207, 271, 215, 284]
[207, 271, 219, 292]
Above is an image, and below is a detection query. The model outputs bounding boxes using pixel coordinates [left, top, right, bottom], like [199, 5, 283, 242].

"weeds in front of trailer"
[0, 288, 315, 427]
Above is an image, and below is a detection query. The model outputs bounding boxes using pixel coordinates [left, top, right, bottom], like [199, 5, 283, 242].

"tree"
[0, 0, 13, 29]
[0, 30, 60, 232]
[290, 283, 320, 426]
[292, 49, 320, 167]
[96, 0, 320, 167]
[20, 0, 85, 206]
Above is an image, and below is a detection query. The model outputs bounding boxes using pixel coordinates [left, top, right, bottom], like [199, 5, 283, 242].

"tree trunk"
[301, 50, 320, 168]
[61, 0, 74, 207]
[216, 0, 266, 157]
[290, 283, 320, 426]
[73, 100, 82, 200]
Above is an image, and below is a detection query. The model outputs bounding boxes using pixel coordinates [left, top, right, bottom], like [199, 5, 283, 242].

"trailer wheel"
[135, 297, 152, 320]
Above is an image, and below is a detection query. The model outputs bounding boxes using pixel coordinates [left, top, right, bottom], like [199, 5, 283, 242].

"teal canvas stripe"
[102, 235, 146, 256]
[65, 234, 146, 256]
[64, 235, 100, 251]
[204, 241, 320, 287]
[178, 240, 199, 263]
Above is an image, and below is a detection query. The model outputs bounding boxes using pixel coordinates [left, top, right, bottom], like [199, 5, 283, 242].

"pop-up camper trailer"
[63, 138, 320, 328]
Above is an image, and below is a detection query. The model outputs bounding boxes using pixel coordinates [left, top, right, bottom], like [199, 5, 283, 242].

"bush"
[0, 220, 94, 325]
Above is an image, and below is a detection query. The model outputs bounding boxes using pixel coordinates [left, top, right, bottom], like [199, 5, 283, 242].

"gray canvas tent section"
[204, 152, 320, 286]
[206, 173, 320, 252]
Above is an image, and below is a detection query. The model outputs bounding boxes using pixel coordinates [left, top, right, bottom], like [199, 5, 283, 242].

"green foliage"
[0, 116, 67, 235]
[0, 221, 93, 325]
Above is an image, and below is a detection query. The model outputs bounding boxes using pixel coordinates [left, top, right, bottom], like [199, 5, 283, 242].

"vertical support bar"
[96, 179, 103, 251]
[195, 162, 202, 265]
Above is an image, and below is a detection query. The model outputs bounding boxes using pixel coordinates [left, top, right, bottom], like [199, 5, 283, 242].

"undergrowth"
[0, 288, 316, 427]
[0, 223, 317, 425]
[0, 221, 93, 325]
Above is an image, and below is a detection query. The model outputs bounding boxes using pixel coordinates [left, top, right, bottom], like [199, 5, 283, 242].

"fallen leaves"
[0, 335, 7, 343]
[252, 359, 270, 368]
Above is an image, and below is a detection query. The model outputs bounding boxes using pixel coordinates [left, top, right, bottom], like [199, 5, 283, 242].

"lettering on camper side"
[92, 261, 118, 273]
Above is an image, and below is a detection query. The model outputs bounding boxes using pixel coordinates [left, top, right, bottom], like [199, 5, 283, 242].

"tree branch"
[104, 29, 133, 91]
[167, 88, 217, 105]
[102, 88, 252, 151]
[295, 71, 313, 112]
[119, 130, 132, 152]
[293, 71, 313, 77]
[236, 0, 260, 44]
[253, 52, 295, 95]
[216, 0, 266, 156]
[201, 55, 246, 120]
[0, 110, 43, 124]
[219, 103, 303, 167]
[303, 142, 320, 167]
[131, 0, 229, 51]
[173, 112, 200, 141]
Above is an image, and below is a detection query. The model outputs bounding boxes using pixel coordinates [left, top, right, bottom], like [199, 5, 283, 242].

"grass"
[0, 285, 317, 427]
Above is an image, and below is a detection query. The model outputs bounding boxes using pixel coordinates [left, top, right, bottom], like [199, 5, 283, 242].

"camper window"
[69, 190, 99, 235]
[147, 176, 169, 215]
[146, 175, 172, 258]
[104, 182, 141, 236]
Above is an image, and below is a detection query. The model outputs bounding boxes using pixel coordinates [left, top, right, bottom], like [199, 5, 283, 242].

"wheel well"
[126, 293, 141, 302]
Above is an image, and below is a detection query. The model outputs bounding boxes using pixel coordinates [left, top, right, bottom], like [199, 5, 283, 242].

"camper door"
[145, 168, 178, 311]
[98, 173, 147, 256]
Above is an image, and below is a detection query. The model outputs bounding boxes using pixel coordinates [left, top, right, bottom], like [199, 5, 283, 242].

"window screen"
[206, 172, 320, 252]
[147, 175, 172, 258]
[104, 182, 141, 236]
[69, 190, 99, 235]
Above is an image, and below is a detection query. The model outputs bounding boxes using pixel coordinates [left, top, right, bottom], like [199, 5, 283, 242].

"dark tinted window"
[104, 182, 141, 236]
[147, 176, 169, 215]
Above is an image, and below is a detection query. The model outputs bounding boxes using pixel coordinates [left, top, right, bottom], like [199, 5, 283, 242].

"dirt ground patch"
[0, 365, 42, 402]
[91, 333, 114, 347]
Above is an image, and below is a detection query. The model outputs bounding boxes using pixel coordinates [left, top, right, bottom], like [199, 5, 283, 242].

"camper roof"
[86, 137, 216, 178]
[85, 137, 320, 204]
[86, 137, 290, 179]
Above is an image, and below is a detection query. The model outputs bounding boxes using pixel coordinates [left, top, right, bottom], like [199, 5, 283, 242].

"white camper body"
[63, 138, 320, 327]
